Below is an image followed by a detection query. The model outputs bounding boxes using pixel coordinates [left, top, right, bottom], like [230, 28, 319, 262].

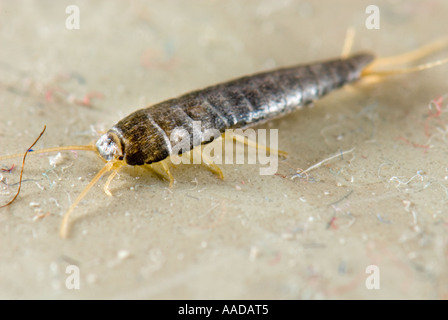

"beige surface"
[1, 0, 448, 299]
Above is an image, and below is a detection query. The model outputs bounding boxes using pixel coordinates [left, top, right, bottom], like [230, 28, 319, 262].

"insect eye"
[118, 156, 124, 160]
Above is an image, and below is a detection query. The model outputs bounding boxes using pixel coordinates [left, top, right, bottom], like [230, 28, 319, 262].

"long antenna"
[0, 126, 47, 208]
[0, 144, 97, 161]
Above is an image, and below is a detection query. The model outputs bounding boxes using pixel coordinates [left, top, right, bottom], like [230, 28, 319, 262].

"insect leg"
[103, 164, 123, 196]
[145, 161, 174, 187]
[59, 160, 125, 238]
[228, 133, 288, 159]
[160, 160, 175, 187]
[193, 148, 224, 180]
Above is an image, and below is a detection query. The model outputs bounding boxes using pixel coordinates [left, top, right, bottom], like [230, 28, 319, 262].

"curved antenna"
[59, 160, 125, 238]
[0, 125, 46, 208]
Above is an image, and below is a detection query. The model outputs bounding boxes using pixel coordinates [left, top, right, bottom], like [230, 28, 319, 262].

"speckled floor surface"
[1, 0, 448, 299]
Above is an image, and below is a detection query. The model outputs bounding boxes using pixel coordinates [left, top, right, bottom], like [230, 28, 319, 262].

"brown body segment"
[111, 52, 375, 166]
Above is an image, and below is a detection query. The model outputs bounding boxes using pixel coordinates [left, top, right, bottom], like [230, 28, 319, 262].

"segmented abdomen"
[112, 53, 375, 165]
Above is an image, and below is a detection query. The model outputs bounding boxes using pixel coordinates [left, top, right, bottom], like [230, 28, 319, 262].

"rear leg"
[148, 160, 175, 187]
[228, 133, 288, 159]
[193, 147, 224, 180]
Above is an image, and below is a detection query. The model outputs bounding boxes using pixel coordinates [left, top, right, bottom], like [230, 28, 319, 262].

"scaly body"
[97, 53, 375, 165]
